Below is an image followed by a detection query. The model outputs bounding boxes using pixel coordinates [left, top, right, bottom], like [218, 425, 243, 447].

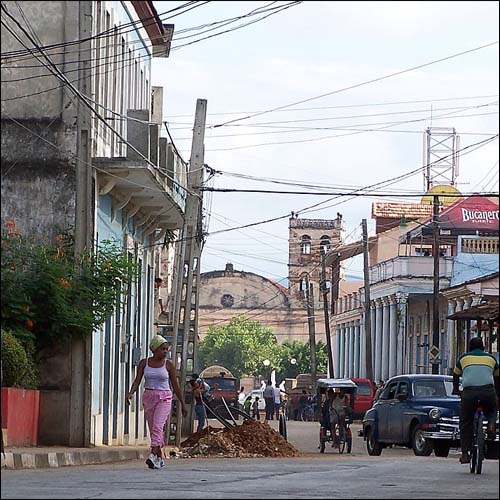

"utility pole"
[321, 255, 335, 378]
[431, 195, 440, 374]
[70, 1, 93, 447]
[362, 219, 373, 382]
[169, 99, 207, 447]
[305, 276, 317, 393]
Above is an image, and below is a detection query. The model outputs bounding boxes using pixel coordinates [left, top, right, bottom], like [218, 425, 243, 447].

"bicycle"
[470, 405, 486, 475]
[300, 403, 316, 422]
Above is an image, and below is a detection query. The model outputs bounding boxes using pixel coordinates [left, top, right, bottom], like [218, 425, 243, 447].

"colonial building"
[198, 214, 348, 343]
[328, 195, 499, 383]
[1, 1, 185, 447]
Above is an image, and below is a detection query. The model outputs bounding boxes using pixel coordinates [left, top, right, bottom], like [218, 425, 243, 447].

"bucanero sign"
[439, 195, 499, 230]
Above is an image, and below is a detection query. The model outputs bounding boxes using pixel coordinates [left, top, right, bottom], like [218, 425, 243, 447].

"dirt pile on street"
[179, 420, 300, 458]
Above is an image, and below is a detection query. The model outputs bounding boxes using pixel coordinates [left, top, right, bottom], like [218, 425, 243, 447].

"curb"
[1, 448, 150, 470]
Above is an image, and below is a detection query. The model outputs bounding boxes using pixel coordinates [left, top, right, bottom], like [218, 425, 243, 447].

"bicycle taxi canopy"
[317, 378, 357, 392]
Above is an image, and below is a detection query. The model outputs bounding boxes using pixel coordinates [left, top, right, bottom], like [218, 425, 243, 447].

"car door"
[376, 381, 399, 441]
[387, 381, 410, 444]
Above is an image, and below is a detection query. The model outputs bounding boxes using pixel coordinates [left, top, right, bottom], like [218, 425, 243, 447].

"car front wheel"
[411, 424, 433, 456]
[366, 427, 383, 456]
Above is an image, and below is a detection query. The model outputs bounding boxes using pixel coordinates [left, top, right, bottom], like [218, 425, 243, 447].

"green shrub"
[1, 329, 39, 389]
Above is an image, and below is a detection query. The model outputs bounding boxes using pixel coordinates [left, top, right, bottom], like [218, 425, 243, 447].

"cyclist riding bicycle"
[452, 336, 500, 464]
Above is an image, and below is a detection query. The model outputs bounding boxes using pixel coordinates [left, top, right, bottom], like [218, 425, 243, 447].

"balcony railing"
[461, 238, 499, 255]
[370, 256, 453, 284]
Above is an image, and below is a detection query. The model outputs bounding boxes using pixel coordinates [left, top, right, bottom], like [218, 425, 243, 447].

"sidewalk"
[1, 445, 165, 470]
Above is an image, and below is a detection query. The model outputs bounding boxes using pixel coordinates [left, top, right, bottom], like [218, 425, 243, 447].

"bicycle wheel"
[470, 414, 479, 474]
[476, 414, 484, 475]
[338, 426, 346, 454]
[301, 406, 314, 422]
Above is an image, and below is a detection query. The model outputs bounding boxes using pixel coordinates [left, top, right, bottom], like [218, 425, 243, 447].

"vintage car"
[362, 374, 461, 457]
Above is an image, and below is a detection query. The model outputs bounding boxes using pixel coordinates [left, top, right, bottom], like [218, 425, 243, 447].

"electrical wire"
[212, 41, 499, 128]
[0, 6, 193, 197]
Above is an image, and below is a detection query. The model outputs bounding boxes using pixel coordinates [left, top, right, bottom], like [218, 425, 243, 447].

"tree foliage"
[198, 315, 280, 379]
[198, 315, 329, 381]
[1, 222, 138, 350]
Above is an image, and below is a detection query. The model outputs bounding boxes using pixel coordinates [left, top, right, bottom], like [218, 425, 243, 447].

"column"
[381, 297, 390, 382]
[334, 326, 341, 378]
[359, 319, 366, 378]
[374, 299, 383, 383]
[388, 297, 398, 378]
[339, 324, 345, 378]
[370, 302, 376, 378]
[354, 320, 360, 377]
[396, 293, 408, 374]
[346, 323, 352, 377]
[343, 325, 349, 378]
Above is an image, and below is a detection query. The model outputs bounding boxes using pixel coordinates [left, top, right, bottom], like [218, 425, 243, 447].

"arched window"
[299, 274, 308, 298]
[300, 235, 311, 255]
[320, 235, 331, 255]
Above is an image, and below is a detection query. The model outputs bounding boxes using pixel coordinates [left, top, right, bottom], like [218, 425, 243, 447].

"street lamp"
[263, 359, 272, 384]
[290, 358, 297, 365]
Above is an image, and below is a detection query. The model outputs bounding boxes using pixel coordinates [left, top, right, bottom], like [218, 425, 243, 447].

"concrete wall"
[1, 1, 79, 239]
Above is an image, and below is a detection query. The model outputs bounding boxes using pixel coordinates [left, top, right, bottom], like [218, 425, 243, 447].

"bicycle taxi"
[317, 378, 357, 454]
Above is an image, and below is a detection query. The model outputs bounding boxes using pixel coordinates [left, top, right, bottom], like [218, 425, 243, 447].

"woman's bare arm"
[127, 358, 146, 400]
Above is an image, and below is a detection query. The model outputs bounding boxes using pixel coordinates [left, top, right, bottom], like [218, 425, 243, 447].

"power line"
[212, 41, 499, 128]
[170, 1, 302, 51]
[166, 94, 500, 118]
[201, 188, 499, 197]
[0, 1, 207, 61]
[0, 6, 193, 197]
[200, 109, 499, 151]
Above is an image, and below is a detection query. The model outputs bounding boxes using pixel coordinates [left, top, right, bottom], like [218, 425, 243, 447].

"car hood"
[412, 397, 460, 416]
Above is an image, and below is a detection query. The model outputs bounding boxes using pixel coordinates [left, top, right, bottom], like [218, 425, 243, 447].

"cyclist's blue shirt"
[453, 349, 499, 387]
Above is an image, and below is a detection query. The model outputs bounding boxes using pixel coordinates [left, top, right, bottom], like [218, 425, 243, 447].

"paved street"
[2, 422, 498, 499]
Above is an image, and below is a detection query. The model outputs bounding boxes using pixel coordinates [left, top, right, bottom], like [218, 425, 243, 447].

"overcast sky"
[152, 1, 499, 283]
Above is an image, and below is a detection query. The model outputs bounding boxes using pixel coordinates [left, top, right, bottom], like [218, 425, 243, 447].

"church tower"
[288, 213, 344, 309]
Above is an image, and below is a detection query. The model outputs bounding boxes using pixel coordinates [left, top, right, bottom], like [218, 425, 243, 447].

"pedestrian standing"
[273, 382, 285, 419]
[127, 335, 187, 469]
[252, 397, 261, 420]
[188, 378, 207, 434]
[263, 380, 275, 420]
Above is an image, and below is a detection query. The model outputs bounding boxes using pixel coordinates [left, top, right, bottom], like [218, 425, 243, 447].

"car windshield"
[356, 382, 372, 396]
[413, 379, 457, 398]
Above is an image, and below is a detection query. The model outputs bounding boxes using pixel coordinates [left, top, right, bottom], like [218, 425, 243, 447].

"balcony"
[370, 256, 453, 285]
[93, 108, 188, 234]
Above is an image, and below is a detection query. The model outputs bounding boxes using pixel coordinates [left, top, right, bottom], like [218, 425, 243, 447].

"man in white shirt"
[273, 382, 286, 419]
[238, 386, 246, 407]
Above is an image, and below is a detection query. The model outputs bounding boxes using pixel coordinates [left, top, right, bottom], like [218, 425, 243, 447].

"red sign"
[439, 195, 499, 230]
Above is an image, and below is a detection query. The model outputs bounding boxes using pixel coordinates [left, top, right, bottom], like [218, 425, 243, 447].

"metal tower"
[423, 127, 460, 190]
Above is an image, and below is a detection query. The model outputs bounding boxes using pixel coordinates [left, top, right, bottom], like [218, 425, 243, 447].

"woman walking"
[127, 335, 187, 469]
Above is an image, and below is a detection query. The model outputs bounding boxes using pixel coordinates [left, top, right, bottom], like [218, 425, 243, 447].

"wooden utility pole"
[321, 255, 335, 378]
[431, 195, 440, 374]
[169, 99, 207, 446]
[305, 276, 317, 393]
[362, 219, 374, 382]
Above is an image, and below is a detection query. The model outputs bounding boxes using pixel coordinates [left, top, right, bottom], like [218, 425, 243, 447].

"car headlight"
[429, 408, 441, 420]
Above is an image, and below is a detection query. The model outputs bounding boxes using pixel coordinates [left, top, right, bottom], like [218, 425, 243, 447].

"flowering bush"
[1, 222, 138, 350]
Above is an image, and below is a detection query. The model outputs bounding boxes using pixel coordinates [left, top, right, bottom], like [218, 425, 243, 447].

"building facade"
[1, 1, 184, 446]
[197, 215, 345, 344]
[329, 196, 499, 383]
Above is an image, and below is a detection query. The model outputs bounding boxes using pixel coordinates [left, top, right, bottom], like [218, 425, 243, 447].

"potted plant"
[1, 329, 40, 447]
